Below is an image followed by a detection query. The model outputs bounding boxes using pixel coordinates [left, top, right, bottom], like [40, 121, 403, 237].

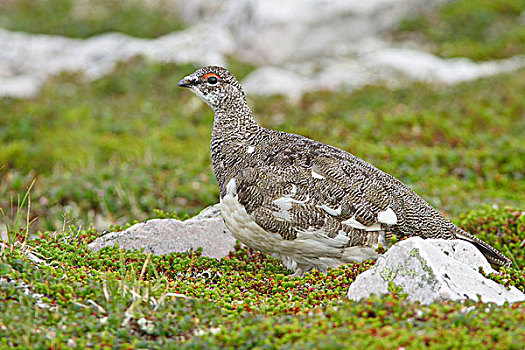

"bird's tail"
[453, 227, 511, 267]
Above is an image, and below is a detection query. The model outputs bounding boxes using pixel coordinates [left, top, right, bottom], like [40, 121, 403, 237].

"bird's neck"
[211, 98, 259, 135]
[210, 98, 261, 196]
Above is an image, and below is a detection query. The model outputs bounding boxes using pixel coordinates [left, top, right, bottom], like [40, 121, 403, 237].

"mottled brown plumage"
[177, 66, 511, 276]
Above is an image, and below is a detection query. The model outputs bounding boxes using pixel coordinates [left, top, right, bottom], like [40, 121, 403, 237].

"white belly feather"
[220, 178, 384, 274]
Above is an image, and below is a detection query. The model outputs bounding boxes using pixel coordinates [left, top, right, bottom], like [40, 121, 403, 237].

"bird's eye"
[203, 73, 220, 85]
[207, 76, 218, 85]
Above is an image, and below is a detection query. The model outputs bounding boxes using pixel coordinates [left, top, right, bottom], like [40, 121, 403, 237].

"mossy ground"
[1, 60, 524, 232]
[1, 0, 525, 348]
[392, 0, 525, 60]
[1, 207, 524, 348]
[0, 0, 184, 38]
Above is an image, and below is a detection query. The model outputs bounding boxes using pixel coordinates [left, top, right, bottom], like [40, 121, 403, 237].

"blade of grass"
[1, 179, 36, 256]
[13, 179, 35, 234]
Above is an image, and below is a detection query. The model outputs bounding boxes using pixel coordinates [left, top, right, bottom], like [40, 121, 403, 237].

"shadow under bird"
[177, 66, 511, 277]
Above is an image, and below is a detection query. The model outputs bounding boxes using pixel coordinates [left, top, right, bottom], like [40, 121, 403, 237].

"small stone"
[88, 204, 236, 259]
[347, 237, 525, 305]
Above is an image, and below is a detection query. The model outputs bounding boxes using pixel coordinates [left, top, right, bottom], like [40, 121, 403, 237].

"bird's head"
[177, 66, 245, 110]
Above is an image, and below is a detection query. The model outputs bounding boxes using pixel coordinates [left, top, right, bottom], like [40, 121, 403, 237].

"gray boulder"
[347, 237, 525, 305]
[88, 204, 236, 259]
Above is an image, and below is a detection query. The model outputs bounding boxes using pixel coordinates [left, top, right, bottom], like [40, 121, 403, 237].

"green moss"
[1, 215, 523, 348]
[1, 60, 524, 232]
[456, 207, 525, 269]
[393, 0, 525, 60]
[0, 0, 184, 38]
[456, 207, 525, 292]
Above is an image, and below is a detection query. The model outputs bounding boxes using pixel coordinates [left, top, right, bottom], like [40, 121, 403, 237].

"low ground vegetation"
[0, 0, 184, 38]
[393, 0, 525, 60]
[1, 60, 523, 232]
[1, 206, 524, 348]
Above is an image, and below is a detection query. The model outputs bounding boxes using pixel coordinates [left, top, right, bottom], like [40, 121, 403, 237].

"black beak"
[177, 79, 192, 88]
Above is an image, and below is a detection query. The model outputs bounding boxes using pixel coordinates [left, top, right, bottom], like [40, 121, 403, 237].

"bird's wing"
[232, 150, 397, 246]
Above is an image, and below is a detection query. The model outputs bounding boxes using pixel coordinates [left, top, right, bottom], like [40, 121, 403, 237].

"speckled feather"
[178, 66, 511, 275]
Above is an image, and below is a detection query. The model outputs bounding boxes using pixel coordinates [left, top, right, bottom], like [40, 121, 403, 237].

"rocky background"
[1, 0, 524, 99]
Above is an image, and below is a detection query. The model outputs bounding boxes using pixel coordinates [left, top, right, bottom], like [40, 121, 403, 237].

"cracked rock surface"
[347, 237, 525, 305]
[88, 204, 236, 259]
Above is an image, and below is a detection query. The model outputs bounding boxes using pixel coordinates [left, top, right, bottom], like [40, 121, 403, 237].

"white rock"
[243, 52, 525, 97]
[0, 25, 233, 98]
[88, 204, 237, 259]
[364, 49, 525, 84]
[1, 0, 524, 99]
[242, 66, 315, 100]
[221, 0, 452, 65]
[347, 237, 525, 305]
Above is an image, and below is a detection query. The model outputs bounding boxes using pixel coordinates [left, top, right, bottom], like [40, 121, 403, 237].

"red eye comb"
[203, 73, 221, 80]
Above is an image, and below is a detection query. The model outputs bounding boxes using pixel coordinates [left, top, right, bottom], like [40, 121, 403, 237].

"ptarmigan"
[177, 66, 511, 276]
